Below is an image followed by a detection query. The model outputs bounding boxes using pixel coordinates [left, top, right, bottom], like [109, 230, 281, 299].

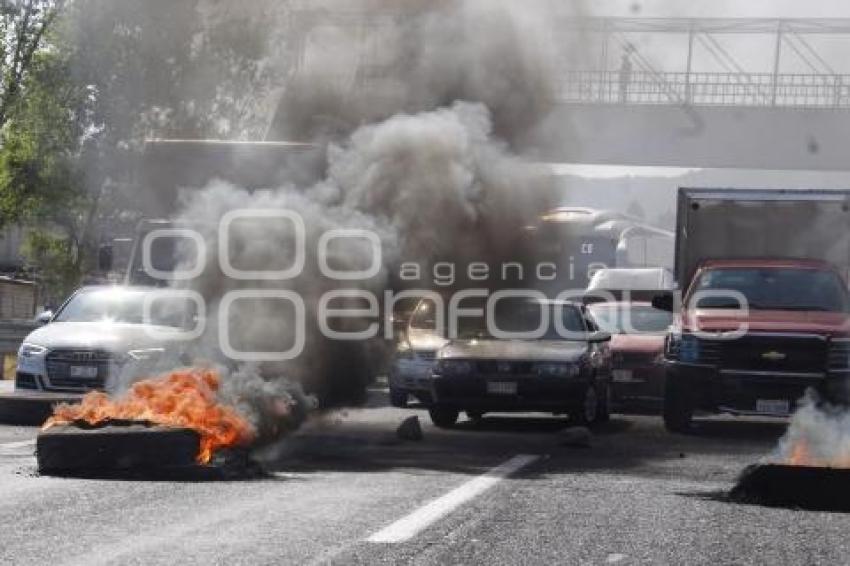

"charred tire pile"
[729, 463, 850, 512]
[37, 423, 201, 476]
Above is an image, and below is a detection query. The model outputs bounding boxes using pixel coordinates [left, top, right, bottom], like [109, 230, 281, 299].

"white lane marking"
[367, 454, 540, 544]
[0, 439, 36, 455]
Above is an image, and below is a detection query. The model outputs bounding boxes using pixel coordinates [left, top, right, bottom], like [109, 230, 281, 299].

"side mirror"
[35, 310, 53, 326]
[652, 293, 674, 312]
[97, 244, 114, 272]
[588, 330, 612, 343]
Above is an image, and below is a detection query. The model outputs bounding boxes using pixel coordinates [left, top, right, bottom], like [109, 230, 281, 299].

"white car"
[15, 286, 196, 396]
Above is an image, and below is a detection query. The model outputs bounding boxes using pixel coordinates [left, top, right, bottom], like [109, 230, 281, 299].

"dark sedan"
[427, 298, 612, 427]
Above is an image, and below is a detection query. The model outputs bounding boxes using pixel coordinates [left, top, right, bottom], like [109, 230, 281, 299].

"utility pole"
[599, 19, 610, 102]
[771, 20, 783, 106]
[684, 22, 695, 104]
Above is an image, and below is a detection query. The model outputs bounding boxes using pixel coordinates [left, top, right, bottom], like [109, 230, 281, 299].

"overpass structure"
[541, 18, 850, 170]
[281, 13, 850, 170]
[558, 18, 850, 108]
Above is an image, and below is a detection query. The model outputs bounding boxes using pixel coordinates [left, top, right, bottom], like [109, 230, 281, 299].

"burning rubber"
[37, 422, 201, 474]
[34, 367, 294, 478]
[729, 463, 850, 512]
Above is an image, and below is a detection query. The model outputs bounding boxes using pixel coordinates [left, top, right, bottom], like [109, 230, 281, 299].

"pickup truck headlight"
[18, 343, 47, 358]
[435, 359, 473, 377]
[535, 362, 580, 378]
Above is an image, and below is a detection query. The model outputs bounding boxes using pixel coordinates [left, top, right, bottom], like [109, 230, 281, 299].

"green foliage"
[20, 228, 80, 298]
[0, 46, 93, 299]
[0, 50, 87, 222]
[0, 1, 66, 127]
[0, 1, 293, 300]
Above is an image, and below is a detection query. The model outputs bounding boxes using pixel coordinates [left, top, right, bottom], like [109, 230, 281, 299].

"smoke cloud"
[774, 392, 850, 467]
[159, 0, 572, 438]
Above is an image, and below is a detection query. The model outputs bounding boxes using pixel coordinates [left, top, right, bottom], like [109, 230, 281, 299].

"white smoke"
[773, 391, 850, 466]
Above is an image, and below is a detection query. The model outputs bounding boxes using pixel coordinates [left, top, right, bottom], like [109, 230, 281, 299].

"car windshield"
[589, 304, 673, 334]
[409, 297, 587, 339]
[692, 267, 850, 312]
[53, 288, 197, 328]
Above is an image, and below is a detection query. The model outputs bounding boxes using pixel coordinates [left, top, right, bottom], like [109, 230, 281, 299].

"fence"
[561, 70, 850, 108]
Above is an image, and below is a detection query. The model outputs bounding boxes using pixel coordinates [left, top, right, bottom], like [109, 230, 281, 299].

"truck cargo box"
[675, 188, 850, 288]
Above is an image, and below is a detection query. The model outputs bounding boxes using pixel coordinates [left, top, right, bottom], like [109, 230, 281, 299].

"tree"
[0, 1, 294, 300]
[0, 0, 65, 128]
[0, 45, 94, 300]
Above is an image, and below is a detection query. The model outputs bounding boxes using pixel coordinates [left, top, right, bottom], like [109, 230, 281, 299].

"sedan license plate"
[487, 381, 517, 395]
[69, 365, 98, 379]
[756, 399, 791, 415]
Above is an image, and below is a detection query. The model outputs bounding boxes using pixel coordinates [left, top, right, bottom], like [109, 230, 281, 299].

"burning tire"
[37, 422, 201, 475]
[729, 463, 850, 512]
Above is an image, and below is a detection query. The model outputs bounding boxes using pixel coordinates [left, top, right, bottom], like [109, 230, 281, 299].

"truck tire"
[389, 387, 408, 408]
[428, 406, 459, 428]
[663, 376, 694, 433]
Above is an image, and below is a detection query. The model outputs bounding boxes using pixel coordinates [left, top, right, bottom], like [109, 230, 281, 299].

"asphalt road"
[0, 390, 848, 565]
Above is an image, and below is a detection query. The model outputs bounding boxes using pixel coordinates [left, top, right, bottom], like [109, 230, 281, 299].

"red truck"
[654, 188, 850, 432]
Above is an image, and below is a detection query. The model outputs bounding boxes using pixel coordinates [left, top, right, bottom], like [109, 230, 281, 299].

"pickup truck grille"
[829, 340, 850, 369]
[45, 349, 112, 391]
[720, 335, 827, 373]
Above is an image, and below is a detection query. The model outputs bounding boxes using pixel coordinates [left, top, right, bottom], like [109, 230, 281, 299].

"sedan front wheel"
[428, 406, 459, 428]
[568, 383, 600, 427]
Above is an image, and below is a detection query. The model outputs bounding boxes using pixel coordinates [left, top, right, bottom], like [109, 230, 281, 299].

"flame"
[43, 368, 256, 464]
[785, 438, 850, 468]
[788, 440, 813, 466]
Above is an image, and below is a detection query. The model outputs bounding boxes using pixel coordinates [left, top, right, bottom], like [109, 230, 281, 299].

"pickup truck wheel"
[389, 387, 408, 408]
[568, 383, 599, 426]
[663, 377, 694, 433]
[429, 406, 459, 428]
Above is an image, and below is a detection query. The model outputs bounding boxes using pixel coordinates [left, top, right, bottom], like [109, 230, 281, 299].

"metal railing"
[561, 70, 850, 108]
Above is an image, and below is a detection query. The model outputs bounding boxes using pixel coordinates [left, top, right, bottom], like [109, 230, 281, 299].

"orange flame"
[785, 438, 850, 468]
[43, 368, 256, 464]
[788, 440, 813, 466]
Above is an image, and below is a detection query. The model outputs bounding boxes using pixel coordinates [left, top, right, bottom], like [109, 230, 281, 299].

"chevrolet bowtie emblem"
[761, 351, 787, 361]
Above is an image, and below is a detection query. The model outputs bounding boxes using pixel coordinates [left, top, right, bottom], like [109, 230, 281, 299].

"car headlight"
[127, 348, 166, 361]
[436, 359, 473, 376]
[535, 362, 580, 378]
[18, 343, 47, 358]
